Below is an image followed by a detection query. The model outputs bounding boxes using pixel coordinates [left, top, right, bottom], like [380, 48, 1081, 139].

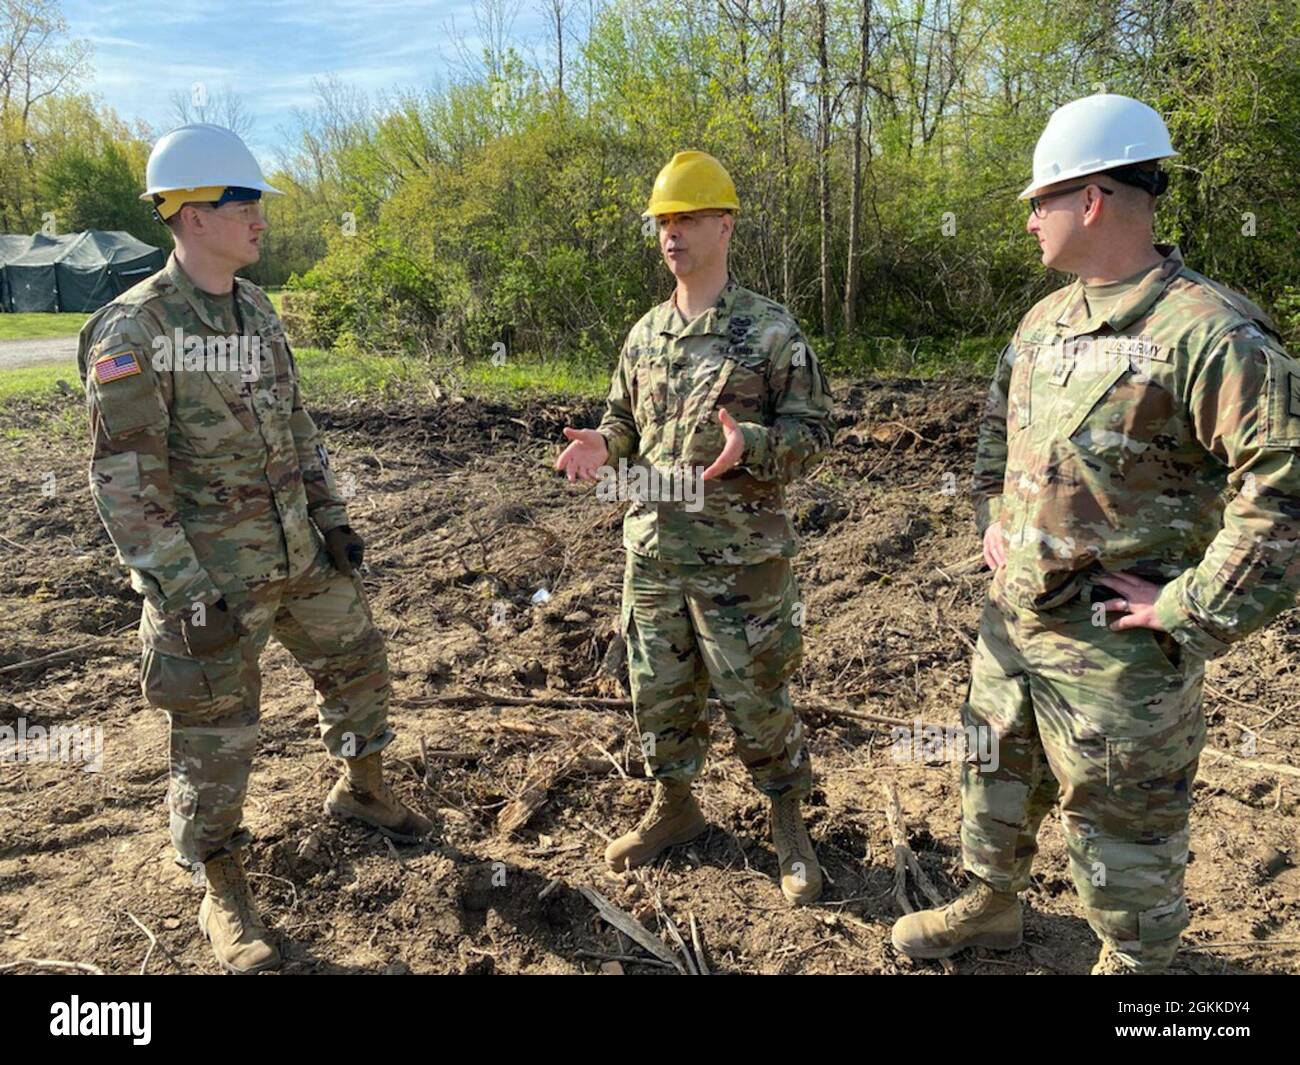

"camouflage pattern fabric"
[597, 279, 829, 796]
[78, 252, 349, 614]
[961, 586, 1203, 972]
[973, 244, 1300, 657]
[142, 547, 392, 865]
[622, 552, 811, 798]
[77, 253, 389, 866]
[964, 245, 1300, 971]
[598, 279, 833, 565]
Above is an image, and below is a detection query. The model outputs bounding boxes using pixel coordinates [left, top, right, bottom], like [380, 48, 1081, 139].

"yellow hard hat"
[646, 151, 740, 216]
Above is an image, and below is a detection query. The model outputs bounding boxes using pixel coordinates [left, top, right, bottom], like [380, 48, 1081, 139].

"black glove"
[181, 596, 242, 656]
[325, 525, 365, 575]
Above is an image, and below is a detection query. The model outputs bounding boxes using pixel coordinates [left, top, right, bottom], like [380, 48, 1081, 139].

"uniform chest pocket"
[680, 348, 765, 465]
[633, 349, 670, 425]
[1007, 342, 1039, 433]
[1060, 361, 1132, 444]
[173, 370, 259, 453]
[1060, 333, 1179, 440]
[716, 349, 769, 420]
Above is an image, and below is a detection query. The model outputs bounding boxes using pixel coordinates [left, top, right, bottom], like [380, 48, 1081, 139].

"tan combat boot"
[604, 781, 706, 871]
[890, 876, 1022, 959]
[1091, 943, 1150, 975]
[323, 751, 434, 841]
[198, 851, 281, 974]
[770, 792, 823, 905]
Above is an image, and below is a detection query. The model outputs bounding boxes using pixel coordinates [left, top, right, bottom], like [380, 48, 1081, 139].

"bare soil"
[2, 377, 1297, 975]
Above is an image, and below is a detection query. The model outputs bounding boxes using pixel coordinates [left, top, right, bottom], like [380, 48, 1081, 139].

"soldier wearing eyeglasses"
[891, 95, 1300, 974]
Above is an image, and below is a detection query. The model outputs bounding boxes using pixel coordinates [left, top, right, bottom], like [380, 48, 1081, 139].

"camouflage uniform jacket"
[597, 279, 833, 565]
[973, 245, 1300, 658]
[77, 253, 348, 615]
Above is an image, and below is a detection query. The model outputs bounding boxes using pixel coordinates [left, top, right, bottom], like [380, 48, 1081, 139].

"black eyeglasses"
[1029, 183, 1113, 218]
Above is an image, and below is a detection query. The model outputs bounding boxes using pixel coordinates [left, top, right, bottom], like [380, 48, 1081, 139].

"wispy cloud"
[62, 0, 554, 151]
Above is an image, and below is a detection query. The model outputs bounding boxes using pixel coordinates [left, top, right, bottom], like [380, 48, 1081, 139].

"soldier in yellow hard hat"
[556, 151, 834, 905]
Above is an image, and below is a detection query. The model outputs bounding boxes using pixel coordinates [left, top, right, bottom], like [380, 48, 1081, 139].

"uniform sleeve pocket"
[1263, 348, 1300, 447]
[92, 357, 165, 437]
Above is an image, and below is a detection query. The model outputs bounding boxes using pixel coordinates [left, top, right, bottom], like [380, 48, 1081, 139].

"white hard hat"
[139, 123, 282, 199]
[1019, 94, 1176, 199]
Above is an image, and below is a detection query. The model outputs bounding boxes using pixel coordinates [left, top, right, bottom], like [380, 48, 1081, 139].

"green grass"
[464, 359, 609, 399]
[0, 338, 998, 423]
[0, 361, 79, 403]
[293, 347, 408, 398]
[0, 350, 609, 409]
[0, 312, 89, 340]
[0, 291, 281, 343]
[293, 348, 609, 402]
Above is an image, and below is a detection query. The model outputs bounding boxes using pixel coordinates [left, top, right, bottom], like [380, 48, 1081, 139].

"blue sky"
[63, 0, 559, 158]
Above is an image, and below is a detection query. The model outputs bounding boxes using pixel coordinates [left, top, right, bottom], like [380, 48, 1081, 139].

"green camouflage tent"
[0, 230, 165, 312]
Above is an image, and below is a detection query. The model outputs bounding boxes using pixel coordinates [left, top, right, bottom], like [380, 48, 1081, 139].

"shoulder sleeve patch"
[1263, 347, 1300, 448]
[87, 338, 165, 438]
[93, 348, 142, 384]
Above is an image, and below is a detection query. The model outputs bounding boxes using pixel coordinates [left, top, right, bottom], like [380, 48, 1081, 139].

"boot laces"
[638, 785, 670, 830]
[948, 880, 993, 920]
[211, 858, 258, 934]
[775, 797, 800, 844]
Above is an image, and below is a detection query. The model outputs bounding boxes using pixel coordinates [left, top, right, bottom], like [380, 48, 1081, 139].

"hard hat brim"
[644, 199, 739, 217]
[138, 179, 283, 202]
[1017, 151, 1178, 199]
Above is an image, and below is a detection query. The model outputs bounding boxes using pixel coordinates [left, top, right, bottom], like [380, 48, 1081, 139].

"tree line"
[4, 0, 1299, 373]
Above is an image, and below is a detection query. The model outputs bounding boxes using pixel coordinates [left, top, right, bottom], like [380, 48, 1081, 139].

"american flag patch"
[94, 350, 141, 384]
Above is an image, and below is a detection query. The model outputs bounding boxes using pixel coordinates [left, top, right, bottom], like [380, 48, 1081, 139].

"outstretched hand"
[555, 426, 609, 482]
[702, 407, 744, 481]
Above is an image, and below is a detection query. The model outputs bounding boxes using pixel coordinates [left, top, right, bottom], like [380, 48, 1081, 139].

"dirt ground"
[2, 376, 1298, 976]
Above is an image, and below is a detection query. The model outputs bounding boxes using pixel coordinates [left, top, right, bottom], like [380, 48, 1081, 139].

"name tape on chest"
[1035, 334, 1166, 377]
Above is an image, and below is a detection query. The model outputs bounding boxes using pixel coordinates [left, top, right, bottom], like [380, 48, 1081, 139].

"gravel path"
[0, 335, 79, 369]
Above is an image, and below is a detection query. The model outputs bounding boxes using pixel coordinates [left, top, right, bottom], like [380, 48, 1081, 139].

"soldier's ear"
[176, 204, 205, 235]
[1083, 186, 1108, 227]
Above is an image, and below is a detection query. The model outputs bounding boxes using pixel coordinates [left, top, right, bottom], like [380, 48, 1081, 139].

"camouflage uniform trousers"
[622, 551, 811, 798]
[139, 546, 393, 867]
[960, 580, 1206, 971]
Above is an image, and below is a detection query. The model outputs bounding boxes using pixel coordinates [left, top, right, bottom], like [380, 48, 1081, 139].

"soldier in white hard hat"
[892, 95, 1300, 974]
[78, 124, 433, 974]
